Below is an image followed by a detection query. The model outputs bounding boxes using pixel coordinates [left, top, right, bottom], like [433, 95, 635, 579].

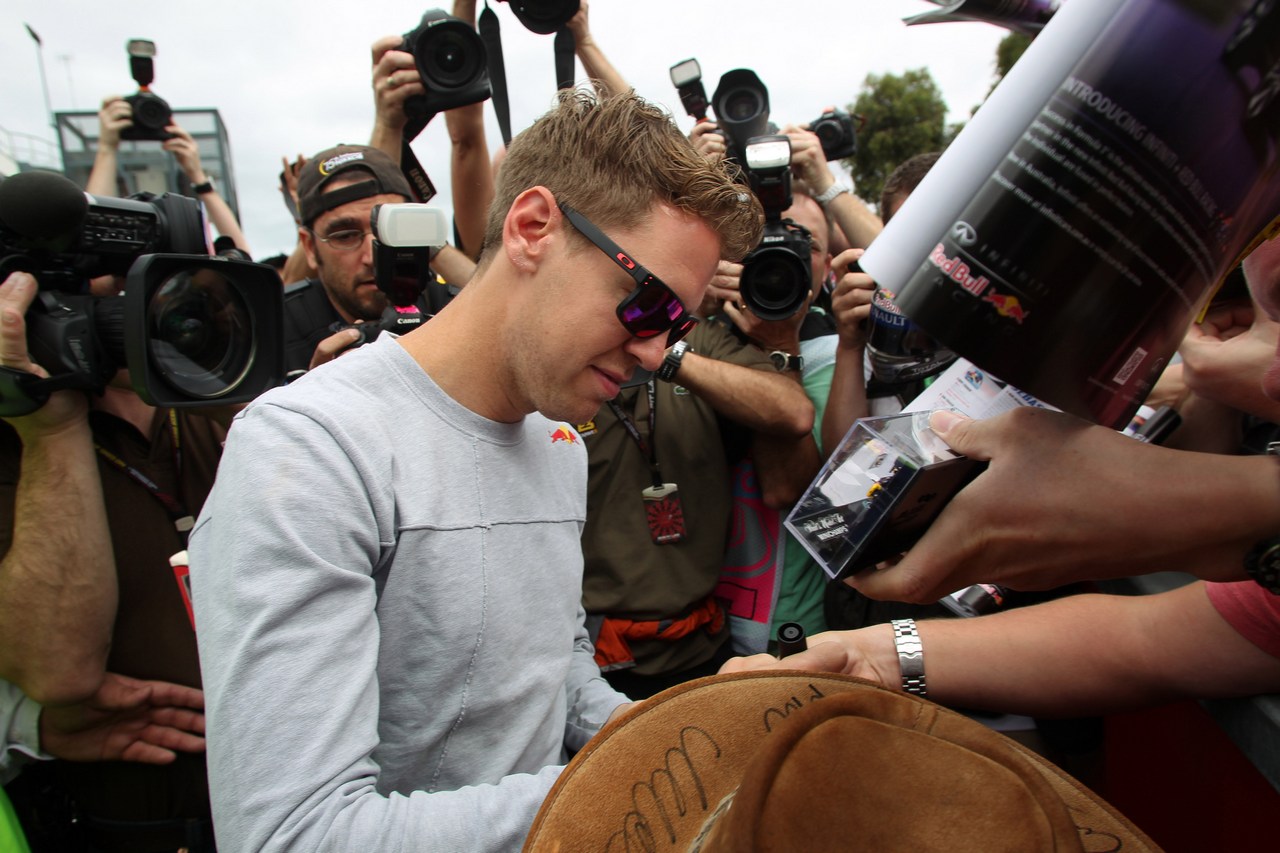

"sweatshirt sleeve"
[562, 604, 632, 752]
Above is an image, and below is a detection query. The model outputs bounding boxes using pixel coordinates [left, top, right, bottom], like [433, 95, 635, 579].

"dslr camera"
[400, 10, 492, 124]
[120, 39, 174, 142]
[328, 204, 450, 348]
[497, 0, 580, 33]
[674, 62, 860, 162]
[738, 136, 815, 321]
[0, 170, 283, 417]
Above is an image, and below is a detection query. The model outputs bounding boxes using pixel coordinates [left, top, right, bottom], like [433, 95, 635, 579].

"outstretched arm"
[0, 274, 115, 705]
[567, 0, 631, 97]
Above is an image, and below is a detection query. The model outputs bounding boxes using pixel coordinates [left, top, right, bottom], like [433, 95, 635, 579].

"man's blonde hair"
[481, 87, 762, 263]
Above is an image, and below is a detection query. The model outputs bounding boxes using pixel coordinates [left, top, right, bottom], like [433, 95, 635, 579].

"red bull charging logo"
[549, 425, 579, 445]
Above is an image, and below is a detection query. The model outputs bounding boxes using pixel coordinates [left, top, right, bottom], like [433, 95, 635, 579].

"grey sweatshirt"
[190, 336, 626, 852]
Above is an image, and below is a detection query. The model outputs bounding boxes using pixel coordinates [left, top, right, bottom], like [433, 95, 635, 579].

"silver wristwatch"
[890, 618, 927, 697]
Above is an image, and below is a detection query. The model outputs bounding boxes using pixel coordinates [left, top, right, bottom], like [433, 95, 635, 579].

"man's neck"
[397, 277, 525, 423]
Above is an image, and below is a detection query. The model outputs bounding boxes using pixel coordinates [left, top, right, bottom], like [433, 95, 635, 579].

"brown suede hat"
[525, 672, 1161, 852]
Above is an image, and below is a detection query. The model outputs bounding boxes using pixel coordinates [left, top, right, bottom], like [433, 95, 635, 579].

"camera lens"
[721, 88, 764, 123]
[133, 94, 171, 130]
[740, 247, 810, 321]
[146, 268, 254, 398]
[418, 27, 483, 90]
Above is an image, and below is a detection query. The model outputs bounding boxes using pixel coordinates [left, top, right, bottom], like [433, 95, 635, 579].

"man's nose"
[626, 334, 670, 372]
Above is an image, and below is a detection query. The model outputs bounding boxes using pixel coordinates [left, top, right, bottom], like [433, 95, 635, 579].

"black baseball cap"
[297, 144, 413, 227]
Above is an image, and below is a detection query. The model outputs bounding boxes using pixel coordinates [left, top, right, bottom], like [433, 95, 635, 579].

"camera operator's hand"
[782, 123, 836, 195]
[39, 672, 205, 765]
[697, 259, 742, 317]
[690, 120, 727, 165]
[829, 248, 874, 351]
[87, 97, 132, 196]
[0, 272, 89, 436]
[723, 295, 810, 358]
[162, 123, 209, 186]
[309, 327, 364, 372]
[97, 96, 132, 151]
[370, 35, 424, 160]
[846, 406, 1280, 605]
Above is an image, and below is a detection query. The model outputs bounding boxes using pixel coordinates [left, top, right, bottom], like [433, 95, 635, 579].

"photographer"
[0, 270, 228, 851]
[691, 121, 884, 253]
[86, 96, 251, 257]
[712, 178, 874, 652]
[281, 144, 460, 376]
[366, 14, 486, 277]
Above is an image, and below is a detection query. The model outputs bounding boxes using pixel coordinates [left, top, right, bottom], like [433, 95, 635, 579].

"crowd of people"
[3, 1, 1279, 850]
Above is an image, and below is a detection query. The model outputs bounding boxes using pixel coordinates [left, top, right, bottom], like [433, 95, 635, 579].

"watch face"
[770, 351, 787, 371]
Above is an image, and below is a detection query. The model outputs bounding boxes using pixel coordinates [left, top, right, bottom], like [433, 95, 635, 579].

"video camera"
[328, 204, 450, 348]
[0, 170, 283, 417]
[400, 10, 492, 126]
[121, 39, 174, 142]
[737, 137, 814, 321]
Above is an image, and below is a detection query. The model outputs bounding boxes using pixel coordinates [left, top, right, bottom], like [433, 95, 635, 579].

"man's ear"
[502, 187, 560, 273]
[299, 226, 320, 271]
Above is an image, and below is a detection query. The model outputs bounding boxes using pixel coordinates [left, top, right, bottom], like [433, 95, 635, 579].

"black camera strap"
[479, 3, 513, 147]
[480, 2, 577, 149]
[553, 27, 575, 91]
[398, 122, 438, 205]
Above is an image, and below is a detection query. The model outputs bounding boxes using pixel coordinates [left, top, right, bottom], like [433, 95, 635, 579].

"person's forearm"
[751, 431, 823, 510]
[432, 246, 476, 289]
[576, 40, 630, 98]
[0, 421, 115, 705]
[821, 342, 869, 455]
[85, 148, 120, 197]
[281, 241, 315, 286]
[370, 125, 403, 166]
[198, 191, 252, 257]
[828, 191, 882, 250]
[674, 356, 813, 437]
[445, 102, 494, 260]
[908, 584, 1280, 717]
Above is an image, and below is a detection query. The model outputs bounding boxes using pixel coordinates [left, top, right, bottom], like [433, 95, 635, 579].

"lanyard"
[94, 410, 194, 537]
[606, 380, 665, 490]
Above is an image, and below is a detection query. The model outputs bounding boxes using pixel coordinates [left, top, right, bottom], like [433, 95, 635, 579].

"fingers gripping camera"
[329, 204, 450, 348]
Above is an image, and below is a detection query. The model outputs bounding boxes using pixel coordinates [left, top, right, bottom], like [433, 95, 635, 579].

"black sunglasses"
[558, 202, 698, 347]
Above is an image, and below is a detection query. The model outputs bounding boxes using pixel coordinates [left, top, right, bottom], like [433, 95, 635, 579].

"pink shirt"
[1206, 580, 1280, 660]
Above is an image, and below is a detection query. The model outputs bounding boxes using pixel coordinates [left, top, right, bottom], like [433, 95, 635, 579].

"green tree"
[844, 68, 949, 212]
[991, 32, 1034, 96]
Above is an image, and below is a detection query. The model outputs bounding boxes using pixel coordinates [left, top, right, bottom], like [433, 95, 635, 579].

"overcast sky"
[2, 1, 1010, 257]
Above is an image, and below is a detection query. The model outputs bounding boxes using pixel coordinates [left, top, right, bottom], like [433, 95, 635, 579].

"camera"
[401, 10, 492, 124]
[120, 39, 174, 142]
[738, 136, 814, 321]
[807, 107, 859, 161]
[498, 0, 580, 34]
[710, 69, 776, 166]
[328, 204, 450, 348]
[0, 170, 283, 416]
[670, 58, 709, 123]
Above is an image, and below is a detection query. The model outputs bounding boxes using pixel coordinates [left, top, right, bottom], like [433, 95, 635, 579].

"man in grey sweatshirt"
[188, 88, 763, 851]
